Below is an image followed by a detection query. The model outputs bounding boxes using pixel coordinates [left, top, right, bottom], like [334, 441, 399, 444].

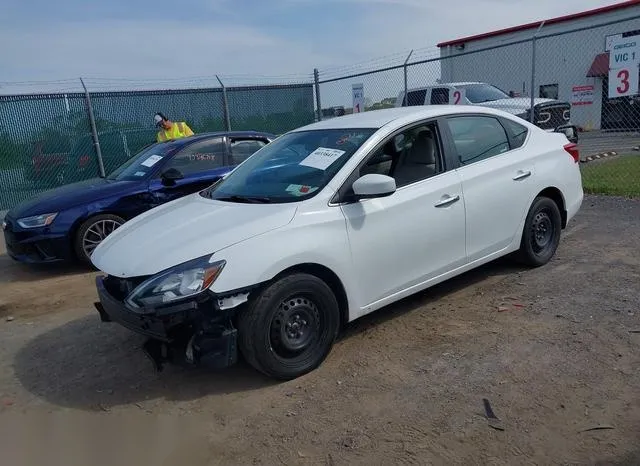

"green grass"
[581, 155, 640, 197]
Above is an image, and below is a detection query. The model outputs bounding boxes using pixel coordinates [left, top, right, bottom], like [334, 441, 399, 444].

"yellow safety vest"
[157, 122, 193, 142]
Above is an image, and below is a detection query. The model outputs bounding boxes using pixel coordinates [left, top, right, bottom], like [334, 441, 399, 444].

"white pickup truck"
[396, 82, 578, 143]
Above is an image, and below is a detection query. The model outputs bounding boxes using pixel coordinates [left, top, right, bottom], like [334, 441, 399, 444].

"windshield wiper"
[216, 195, 272, 204]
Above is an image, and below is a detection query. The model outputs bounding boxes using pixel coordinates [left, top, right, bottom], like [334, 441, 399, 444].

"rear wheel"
[74, 214, 125, 263]
[237, 273, 340, 380]
[517, 196, 562, 267]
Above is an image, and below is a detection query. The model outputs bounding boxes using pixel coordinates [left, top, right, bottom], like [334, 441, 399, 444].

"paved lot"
[0, 195, 639, 465]
[579, 130, 640, 158]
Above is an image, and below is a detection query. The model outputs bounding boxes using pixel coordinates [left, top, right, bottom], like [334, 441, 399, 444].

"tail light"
[564, 143, 579, 163]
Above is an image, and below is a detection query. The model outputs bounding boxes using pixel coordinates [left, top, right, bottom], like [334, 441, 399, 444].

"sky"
[0, 0, 630, 97]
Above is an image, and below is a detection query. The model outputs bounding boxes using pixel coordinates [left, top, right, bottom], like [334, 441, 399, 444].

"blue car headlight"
[125, 255, 226, 311]
[17, 212, 58, 229]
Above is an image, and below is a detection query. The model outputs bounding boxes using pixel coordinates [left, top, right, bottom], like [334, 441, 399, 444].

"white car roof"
[445, 82, 484, 86]
[293, 105, 513, 131]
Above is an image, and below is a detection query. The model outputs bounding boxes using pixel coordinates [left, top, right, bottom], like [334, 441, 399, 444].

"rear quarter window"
[500, 118, 529, 149]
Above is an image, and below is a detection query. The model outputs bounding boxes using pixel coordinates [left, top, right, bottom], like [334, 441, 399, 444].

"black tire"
[73, 214, 125, 263]
[517, 196, 562, 267]
[237, 273, 340, 380]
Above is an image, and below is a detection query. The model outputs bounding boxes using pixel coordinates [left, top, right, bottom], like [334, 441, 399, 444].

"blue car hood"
[8, 178, 140, 219]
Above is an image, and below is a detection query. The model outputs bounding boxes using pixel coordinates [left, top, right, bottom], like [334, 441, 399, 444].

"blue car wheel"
[74, 213, 125, 263]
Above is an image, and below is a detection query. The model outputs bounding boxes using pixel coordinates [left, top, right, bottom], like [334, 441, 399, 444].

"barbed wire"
[318, 46, 441, 80]
[0, 45, 442, 95]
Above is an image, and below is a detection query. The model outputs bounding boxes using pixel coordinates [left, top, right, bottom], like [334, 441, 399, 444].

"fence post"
[80, 78, 106, 178]
[314, 68, 322, 121]
[216, 75, 231, 131]
[530, 21, 545, 124]
[403, 50, 414, 106]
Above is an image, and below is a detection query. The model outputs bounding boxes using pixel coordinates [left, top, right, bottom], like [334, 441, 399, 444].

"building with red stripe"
[437, 1, 640, 131]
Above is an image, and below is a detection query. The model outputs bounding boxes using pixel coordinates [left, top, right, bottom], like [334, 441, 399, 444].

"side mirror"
[555, 125, 578, 144]
[160, 167, 184, 186]
[352, 174, 396, 200]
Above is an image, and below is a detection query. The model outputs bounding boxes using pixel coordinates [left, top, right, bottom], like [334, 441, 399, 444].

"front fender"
[210, 216, 359, 317]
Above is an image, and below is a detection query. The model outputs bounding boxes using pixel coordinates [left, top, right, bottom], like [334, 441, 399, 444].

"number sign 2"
[449, 88, 466, 105]
[608, 66, 639, 98]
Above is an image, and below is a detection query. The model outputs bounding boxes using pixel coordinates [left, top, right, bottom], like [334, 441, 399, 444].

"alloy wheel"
[82, 219, 123, 258]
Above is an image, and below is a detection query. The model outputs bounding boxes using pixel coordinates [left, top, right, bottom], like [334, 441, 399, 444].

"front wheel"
[74, 214, 125, 264]
[517, 196, 562, 267]
[237, 273, 340, 380]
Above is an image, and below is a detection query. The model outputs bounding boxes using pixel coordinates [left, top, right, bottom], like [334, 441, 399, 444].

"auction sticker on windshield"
[141, 154, 163, 168]
[299, 147, 345, 170]
[286, 184, 318, 196]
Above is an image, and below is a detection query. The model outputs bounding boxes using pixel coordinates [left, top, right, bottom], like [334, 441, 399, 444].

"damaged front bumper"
[94, 275, 244, 372]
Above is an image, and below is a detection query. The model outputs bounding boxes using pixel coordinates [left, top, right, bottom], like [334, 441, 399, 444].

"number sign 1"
[352, 83, 364, 113]
[608, 66, 639, 98]
[449, 88, 466, 105]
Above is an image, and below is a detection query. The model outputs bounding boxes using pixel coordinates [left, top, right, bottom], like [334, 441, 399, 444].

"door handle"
[513, 170, 532, 181]
[435, 194, 460, 208]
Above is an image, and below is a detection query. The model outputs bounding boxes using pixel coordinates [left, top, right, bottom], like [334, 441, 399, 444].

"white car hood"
[478, 97, 556, 114]
[91, 193, 297, 277]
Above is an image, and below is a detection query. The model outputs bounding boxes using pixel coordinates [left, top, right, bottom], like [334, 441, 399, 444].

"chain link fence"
[0, 81, 315, 211]
[3, 14, 640, 213]
[315, 14, 640, 197]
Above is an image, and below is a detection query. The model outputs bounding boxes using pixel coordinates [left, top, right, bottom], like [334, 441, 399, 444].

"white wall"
[439, 7, 640, 130]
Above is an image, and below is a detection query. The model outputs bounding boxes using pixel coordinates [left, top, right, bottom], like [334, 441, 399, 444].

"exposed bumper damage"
[94, 275, 250, 372]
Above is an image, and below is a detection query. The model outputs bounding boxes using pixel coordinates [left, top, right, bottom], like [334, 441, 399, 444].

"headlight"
[17, 212, 58, 229]
[125, 255, 225, 311]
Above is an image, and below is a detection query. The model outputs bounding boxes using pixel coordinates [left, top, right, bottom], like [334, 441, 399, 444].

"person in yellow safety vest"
[154, 112, 194, 142]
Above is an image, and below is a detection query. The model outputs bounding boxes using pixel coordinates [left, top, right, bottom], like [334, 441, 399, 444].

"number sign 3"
[609, 67, 639, 98]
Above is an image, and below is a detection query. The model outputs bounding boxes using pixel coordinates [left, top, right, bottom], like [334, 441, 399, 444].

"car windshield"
[457, 84, 510, 103]
[106, 141, 178, 181]
[202, 128, 376, 203]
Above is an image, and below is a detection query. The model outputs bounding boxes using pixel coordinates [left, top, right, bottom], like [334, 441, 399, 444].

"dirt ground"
[0, 194, 638, 465]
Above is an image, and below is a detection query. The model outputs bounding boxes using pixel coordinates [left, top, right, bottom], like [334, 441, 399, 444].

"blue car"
[2, 131, 275, 264]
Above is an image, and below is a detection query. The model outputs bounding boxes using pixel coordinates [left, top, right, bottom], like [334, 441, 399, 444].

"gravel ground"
[0, 194, 638, 465]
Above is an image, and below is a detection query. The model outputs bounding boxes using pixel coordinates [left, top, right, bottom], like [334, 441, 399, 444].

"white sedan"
[91, 105, 583, 380]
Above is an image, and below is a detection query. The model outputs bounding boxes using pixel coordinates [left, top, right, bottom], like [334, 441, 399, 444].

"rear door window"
[163, 138, 227, 175]
[446, 116, 511, 166]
